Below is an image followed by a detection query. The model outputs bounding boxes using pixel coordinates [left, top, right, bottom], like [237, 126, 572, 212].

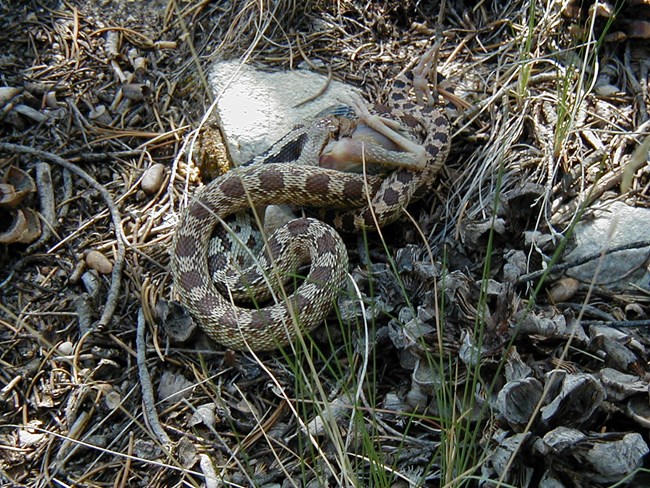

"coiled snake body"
[172, 49, 451, 351]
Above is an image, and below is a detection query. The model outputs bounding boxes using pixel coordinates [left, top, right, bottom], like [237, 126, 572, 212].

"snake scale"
[172, 48, 451, 351]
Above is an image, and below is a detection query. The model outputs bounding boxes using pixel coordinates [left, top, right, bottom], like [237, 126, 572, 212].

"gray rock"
[563, 201, 650, 291]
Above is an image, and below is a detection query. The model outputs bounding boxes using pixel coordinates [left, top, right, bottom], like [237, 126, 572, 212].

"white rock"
[209, 59, 360, 164]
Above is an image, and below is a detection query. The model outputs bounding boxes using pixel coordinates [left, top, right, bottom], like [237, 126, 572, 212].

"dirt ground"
[1, 1, 650, 487]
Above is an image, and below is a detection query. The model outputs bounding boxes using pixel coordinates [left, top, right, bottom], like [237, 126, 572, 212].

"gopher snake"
[172, 48, 451, 351]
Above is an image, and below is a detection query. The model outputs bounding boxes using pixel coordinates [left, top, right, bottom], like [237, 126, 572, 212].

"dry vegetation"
[1, 0, 650, 487]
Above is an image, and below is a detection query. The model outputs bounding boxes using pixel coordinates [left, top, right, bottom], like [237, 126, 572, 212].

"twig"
[27, 162, 56, 253]
[63, 149, 143, 162]
[199, 454, 220, 488]
[136, 308, 172, 447]
[584, 319, 650, 328]
[60, 168, 73, 218]
[0, 142, 126, 329]
[293, 65, 332, 108]
[74, 296, 96, 336]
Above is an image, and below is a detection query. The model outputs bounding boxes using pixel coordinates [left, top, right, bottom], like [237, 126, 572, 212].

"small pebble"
[141, 163, 166, 195]
[58, 341, 74, 356]
[594, 83, 621, 97]
[0, 86, 21, 107]
[86, 250, 113, 275]
[548, 277, 580, 303]
[104, 389, 122, 410]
